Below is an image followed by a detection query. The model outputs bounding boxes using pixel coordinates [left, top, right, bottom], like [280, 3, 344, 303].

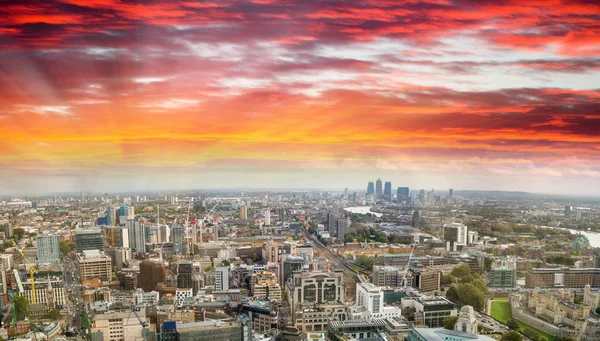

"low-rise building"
[401, 296, 456, 328]
[77, 250, 112, 281]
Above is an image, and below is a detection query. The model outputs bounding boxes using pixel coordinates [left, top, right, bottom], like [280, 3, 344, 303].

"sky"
[1, 0, 600, 195]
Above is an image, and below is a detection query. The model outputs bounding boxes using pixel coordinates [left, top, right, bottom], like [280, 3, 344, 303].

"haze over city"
[1, 0, 600, 195]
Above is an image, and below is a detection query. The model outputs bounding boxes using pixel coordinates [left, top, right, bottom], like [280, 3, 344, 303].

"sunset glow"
[1, 0, 599, 194]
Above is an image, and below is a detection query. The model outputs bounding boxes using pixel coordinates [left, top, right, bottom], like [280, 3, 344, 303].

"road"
[63, 257, 84, 333]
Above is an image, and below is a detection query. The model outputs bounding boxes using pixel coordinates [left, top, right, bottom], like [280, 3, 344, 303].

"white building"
[133, 288, 159, 306]
[36, 233, 60, 264]
[264, 210, 271, 226]
[443, 223, 468, 245]
[175, 288, 193, 306]
[351, 282, 402, 319]
[215, 267, 230, 291]
[0, 254, 14, 270]
[23, 276, 66, 308]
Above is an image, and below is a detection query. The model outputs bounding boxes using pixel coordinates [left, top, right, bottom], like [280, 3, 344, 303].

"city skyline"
[1, 1, 600, 195]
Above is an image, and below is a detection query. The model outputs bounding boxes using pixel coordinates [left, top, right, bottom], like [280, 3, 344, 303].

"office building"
[488, 258, 517, 288]
[139, 261, 166, 292]
[448, 189, 453, 198]
[401, 296, 456, 328]
[77, 250, 112, 281]
[407, 328, 495, 341]
[105, 227, 129, 248]
[356, 282, 383, 316]
[90, 309, 147, 341]
[411, 268, 441, 292]
[367, 182, 375, 195]
[23, 276, 66, 308]
[375, 179, 383, 198]
[262, 240, 296, 264]
[372, 266, 413, 288]
[397, 187, 409, 203]
[0, 254, 13, 271]
[106, 247, 132, 270]
[283, 256, 304, 285]
[75, 227, 105, 252]
[565, 205, 572, 218]
[215, 266, 229, 291]
[443, 223, 468, 245]
[251, 270, 282, 301]
[412, 210, 420, 229]
[264, 210, 270, 226]
[176, 320, 252, 341]
[177, 261, 193, 289]
[288, 270, 345, 307]
[126, 221, 146, 253]
[335, 218, 348, 241]
[240, 205, 248, 220]
[384, 181, 392, 201]
[525, 268, 600, 288]
[171, 224, 185, 255]
[36, 233, 60, 264]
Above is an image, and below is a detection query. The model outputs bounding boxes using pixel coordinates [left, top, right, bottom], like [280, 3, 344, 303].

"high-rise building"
[75, 227, 105, 252]
[383, 181, 392, 201]
[126, 221, 146, 253]
[264, 210, 271, 226]
[367, 182, 375, 195]
[36, 233, 60, 264]
[139, 261, 166, 292]
[418, 189, 426, 203]
[412, 210, 420, 229]
[565, 205, 572, 219]
[448, 189, 453, 198]
[375, 179, 383, 198]
[283, 256, 304, 285]
[327, 213, 336, 233]
[336, 218, 349, 241]
[171, 224, 185, 255]
[105, 227, 129, 248]
[356, 282, 384, 316]
[216, 266, 230, 291]
[77, 250, 112, 281]
[240, 205, 248, 220]
[177, 261, 193, 289]
[397, 187, 410, 203]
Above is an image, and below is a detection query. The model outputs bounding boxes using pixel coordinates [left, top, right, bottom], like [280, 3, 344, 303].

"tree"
[554, 337, 575, 341]
[379, 236, 389, 244]
[484, 257, 493, 272]
[441, 274, 456, 286]
[46, 308, 61, 320]
[451, 264, 471, 279]
[500, 331, 523, 341]
[59, 241, 72, 256]
[472, 278, 488, 294]
[221, 260, 231, 266]
[457, 283, 485, 311]
[13, 228, 25, 241]
[252, 253, 258, 262]
[507, 318, 520, 330]
[204, 265, 214, 272]
[14, 295, 29, 321]
[595, 307, 600, 315]
[443, 316, 458, 330]
[446, 286, 459, 303]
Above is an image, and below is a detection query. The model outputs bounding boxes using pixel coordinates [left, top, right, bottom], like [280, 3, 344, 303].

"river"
[545, 226, 600, 248]
[344, 206, 383, 217]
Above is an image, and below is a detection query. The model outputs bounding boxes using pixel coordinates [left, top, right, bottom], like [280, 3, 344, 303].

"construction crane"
[199, 203, 219, 244]
[128, 305, 148, 327]
[401, 243, 416, 289]
[12, 241, 38, 304]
